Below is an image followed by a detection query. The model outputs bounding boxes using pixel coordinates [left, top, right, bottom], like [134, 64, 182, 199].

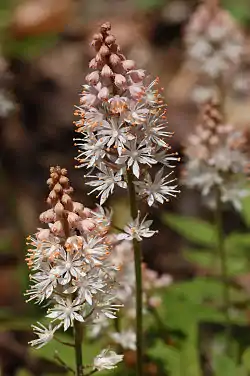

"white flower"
[118, 212, 157, 241]
[87, 166, 127, 205]
[116, 139, 157, 178]
[110, 330, 136, 351]
[135, 169, 180, 206]
[52, 249, 83, 285]
[47, 297, 84, 331]
[93, 349, 123, 371]
[29, 322, 61, 348]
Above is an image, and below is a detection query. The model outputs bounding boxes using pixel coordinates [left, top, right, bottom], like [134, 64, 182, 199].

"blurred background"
[1, 0, 250, 375]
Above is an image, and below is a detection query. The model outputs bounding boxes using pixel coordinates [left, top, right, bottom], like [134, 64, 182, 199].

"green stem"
[74, 321, 84, 376]
[215, 188, 231, 352]
[127, 170, 143, 376]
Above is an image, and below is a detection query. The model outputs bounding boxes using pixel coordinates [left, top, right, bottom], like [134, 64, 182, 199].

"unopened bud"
[114, 74, 126, 88]
[122, 60, 135, 71]
[54, 202, 64, 216]
[101, 64, 113, 78]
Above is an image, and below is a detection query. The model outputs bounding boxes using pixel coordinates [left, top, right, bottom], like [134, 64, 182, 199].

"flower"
[110, 330, 136, 351]
[29, 322, 61, 349]
[118, 212, 157, 241]
[185, 4, 244, 79]
[135, 169, 180, 206]
[74, 23, 179, 207]
[184, 99, 248, 209]
[93, 349, 123, 371]
[26, 167, 122, 346]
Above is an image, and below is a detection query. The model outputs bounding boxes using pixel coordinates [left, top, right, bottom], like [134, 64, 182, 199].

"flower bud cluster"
[184, 99, 249, 210]
[185, 3, 244, 79]
[90, 239, 172, 351]
[25, 166, 122, 352]
[74, 22, 179, 207]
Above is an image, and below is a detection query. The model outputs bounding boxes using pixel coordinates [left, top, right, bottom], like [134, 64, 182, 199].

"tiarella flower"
[29, 322, 61, 349]
[93, 349, 123, 371]
[73, 22, 179, 207]
[25, 166, 122, 346]
[110, 330, 136, 351]
[185, 3, 244, 79]
[134, 169, 180, 206]
[118, 212, 157, 241]
[86, 166, 127, 205]
[184, 99, 248, 209]
[47, 297, 85, 331]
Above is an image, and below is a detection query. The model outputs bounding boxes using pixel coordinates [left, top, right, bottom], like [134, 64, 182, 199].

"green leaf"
[162, 213, 216, 247]
[214, 354, 247, 376]
[225, 233, 250, 255]
[147, 339, 181, 375]
[242, 347, 250, 371]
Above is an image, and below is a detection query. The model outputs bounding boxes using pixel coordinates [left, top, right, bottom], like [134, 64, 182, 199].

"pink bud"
[129, 84, 144, 99]
[129, 69, 145, 83]
[105, 35, 116, 45]
[98, 86, 109, 101]
[54, 202, 64, 216]
[101, 64, 113, 78]
[61, 194, 72, 206]
[99, 45, 110, 57]
[67, 212, 80, 227]
[95, 53, 103, 63]
[122, 60, 135, 71]
[148, 296, 162, 308]
[54, 183, 62, 193]
[78, 219, 96, 233]
[37, 229, 51, 241]
[73, 201, 84, 214]
[109, 53, 120, 66]
[39, 209, 55, 223]
[86, 71, 100, 85]
[82, 207, 92, 218]
[114, 74, 126, 88]
[89, 58, 98, 69]
[92, 33, 103, 42]
[51, 220, 64, 236]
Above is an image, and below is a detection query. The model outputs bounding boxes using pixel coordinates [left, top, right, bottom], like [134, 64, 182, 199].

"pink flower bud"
[51, 220, 64, 236]
[99, 45, 110, 57]
[129, 84, 144, 99]
[78, 219, 96, 233]
[82, 207, 92, 217]
[37, 228, 51, 241]
[109, 53, 120, 66]
[39, 209, 55, 223]
[100, 22, 111, 33]
[92, 33, 103, 42]
[86, 71, 100, 85]
[122, 60, 135, 71]
[73, 201, 84, 214]
[98, 87, 109, 101]
[114, 74, 126, 88]
[67, 212, 80, 227]
[54, 202, 64, 216]
[89, 58, 98, 69]
[105, 35, 116, 45]
[49, 190, 57, 200]
[129, 69, 145, 83]
[101, 64, 113, 78]
[95, 53, 103, 63]
[54, 183, 62, 193]
[61, 194, 72, 206]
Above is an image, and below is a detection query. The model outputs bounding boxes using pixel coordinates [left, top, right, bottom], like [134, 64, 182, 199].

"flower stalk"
[215, 187, 231, 352]
[74, 321, 84, 376]
[127, 169, 143, 376]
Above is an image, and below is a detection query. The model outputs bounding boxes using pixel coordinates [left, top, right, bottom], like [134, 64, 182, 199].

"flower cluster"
[25, 166, 123, 369]
[183, 99, 248, 210]
[74, 22, 179, 207]
[90, 239, 172, 351]
[185, 3, 244, 79]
